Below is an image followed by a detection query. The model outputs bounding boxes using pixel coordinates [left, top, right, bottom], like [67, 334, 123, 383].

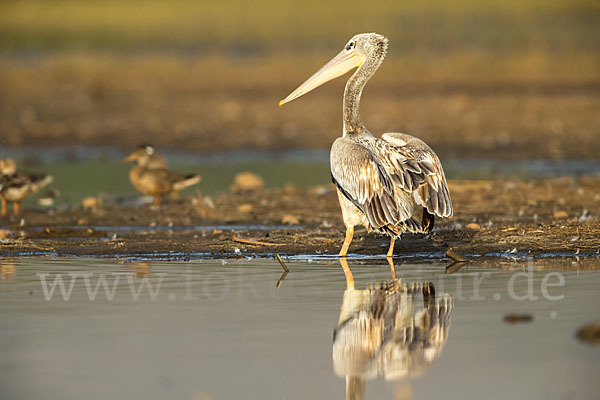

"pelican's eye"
[345, 42, 355, 51]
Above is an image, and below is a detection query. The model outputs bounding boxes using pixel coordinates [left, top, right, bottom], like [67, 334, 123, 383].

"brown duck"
[123, 145, 201, 206]
[0, 158, 53, 216]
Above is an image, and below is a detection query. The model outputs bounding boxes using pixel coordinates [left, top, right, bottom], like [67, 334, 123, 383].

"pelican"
[122, 145, 201, 207]
[0, 158, 53, 216]
[280, 33, 452, 257]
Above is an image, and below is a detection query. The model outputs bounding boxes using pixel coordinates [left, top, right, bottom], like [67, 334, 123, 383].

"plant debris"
[504, 313, 534, 324]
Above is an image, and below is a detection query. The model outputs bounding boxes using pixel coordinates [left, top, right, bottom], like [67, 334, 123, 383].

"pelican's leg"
[13, 201, 19, 215]
[339, 257, 355, 290]
[154, 196, 161, 207]
[1, 198, 5, 217]
[346, 377, 365, 400]
[386, 237, 396, 258]
[338, 226, 354, 257]
[387, 257, 397, 280]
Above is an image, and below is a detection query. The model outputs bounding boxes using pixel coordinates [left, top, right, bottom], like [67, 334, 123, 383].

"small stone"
[82, 197, 100, 209]
[321, 220, 333, 228]
[579, 209, 591, 223]
[309, 185, 333, 196]
[576, 323, 600, 345]
[203, 196, 215, 209]
[230, 172, 264, 192]
[446, 248, 469, 263]
[465, 223, 481, 230]
[553, 210, 568, 219]
[282, 214, 300, 225]
[237, 203, 253, 213]
[283, 183, 297, 194]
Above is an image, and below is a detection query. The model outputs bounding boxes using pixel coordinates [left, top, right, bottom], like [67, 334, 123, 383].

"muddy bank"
[1, 177, 598, 268]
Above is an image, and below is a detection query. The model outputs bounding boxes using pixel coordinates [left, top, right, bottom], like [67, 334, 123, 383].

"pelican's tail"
[422, 209, 435, 233]
[378, 215, 430, 238]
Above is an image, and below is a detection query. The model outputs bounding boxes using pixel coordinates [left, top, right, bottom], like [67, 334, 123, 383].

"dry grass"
[1, 52, 599, 159]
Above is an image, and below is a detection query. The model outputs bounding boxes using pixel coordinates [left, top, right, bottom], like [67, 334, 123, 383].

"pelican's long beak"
[279, 49, 365, 107]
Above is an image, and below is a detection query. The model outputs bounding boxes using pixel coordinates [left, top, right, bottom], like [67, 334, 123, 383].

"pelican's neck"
[343, 55, 382, 136]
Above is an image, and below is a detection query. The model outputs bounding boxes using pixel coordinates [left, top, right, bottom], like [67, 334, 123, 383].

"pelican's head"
[0, 158, 17, 175]
[279, 33, 388, 106]
[122, 145, 155, 166]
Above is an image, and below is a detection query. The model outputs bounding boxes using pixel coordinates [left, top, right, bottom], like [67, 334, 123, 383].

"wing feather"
[330, 133, 452, 235]
[382, 132, 453, 218]
[331, 137, 413, 231]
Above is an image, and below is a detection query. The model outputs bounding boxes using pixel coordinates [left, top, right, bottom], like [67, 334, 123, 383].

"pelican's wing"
[330, 137, 418, 234]
[380, 132, 453, 218]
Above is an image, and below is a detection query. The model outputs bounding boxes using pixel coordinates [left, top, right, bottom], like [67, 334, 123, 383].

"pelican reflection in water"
[334, 259, 453, 399]
[280, 33, 452, 257]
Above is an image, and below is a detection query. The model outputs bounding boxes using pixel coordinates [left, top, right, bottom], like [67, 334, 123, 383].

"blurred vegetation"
[1, 0, 598, 54]
[1, 0, 599, 159]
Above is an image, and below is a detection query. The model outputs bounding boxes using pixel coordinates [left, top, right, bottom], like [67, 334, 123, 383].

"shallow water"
[0, 257, 598, 399]
[3, 146, 600, 207]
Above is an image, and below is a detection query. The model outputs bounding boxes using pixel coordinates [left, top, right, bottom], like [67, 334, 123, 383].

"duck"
[0, 158, 53, 216]
[122, 145, 201, 206]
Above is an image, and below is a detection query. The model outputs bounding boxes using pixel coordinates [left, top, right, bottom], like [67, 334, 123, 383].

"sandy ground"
[1, 177, 598, 269]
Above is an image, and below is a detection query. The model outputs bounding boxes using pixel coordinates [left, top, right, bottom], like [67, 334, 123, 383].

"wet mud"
[1, 177, 599, 268]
